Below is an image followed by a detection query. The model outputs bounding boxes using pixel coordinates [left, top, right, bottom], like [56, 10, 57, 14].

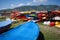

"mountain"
[0, 5, 60, 13]
[14, 5, 60, 11]
[0, 9, 12, 13]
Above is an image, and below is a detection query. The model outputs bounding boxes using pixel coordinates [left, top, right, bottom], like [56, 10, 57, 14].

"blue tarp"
[0, 20, 12, 27]
[0, 21, 40, 40]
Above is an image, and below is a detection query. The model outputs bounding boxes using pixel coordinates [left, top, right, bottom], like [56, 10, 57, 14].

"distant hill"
[0, 5, 60, 13]
[0, 9, 12, 13]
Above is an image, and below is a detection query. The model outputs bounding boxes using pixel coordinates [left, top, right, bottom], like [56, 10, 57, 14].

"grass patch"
[10, 21, 25, 28]
[0, 16, 6, 21]
[38, 23, 60, 40]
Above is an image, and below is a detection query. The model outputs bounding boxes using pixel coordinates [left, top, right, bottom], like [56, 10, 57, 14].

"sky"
[0, 0, 60, 10]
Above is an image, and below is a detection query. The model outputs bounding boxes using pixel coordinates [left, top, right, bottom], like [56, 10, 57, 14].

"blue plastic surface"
[0, 21, 40, 40]
[0, 20, 12, 27]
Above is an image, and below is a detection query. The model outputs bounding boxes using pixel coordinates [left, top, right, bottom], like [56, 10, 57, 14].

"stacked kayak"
[0, 20, 12, 34]
[55, 21, 60, 28]
[0, 21, 40, 40]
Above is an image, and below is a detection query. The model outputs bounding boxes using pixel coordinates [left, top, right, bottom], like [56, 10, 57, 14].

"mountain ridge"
[0, 5, 60, 13]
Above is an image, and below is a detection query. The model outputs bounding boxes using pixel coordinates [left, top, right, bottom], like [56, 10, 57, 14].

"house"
[0, 12, 11, 17]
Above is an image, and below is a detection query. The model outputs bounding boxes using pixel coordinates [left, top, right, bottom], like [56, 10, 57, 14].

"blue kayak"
[0, 20, 12, 34]
[0, 21, 40, 40]
[0, 20, 12, 28]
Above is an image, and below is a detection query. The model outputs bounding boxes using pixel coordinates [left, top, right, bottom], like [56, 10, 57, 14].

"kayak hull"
[0, 24, 11, 34]
[0, 21, 40, 40]
[0, 20, 12, 34]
